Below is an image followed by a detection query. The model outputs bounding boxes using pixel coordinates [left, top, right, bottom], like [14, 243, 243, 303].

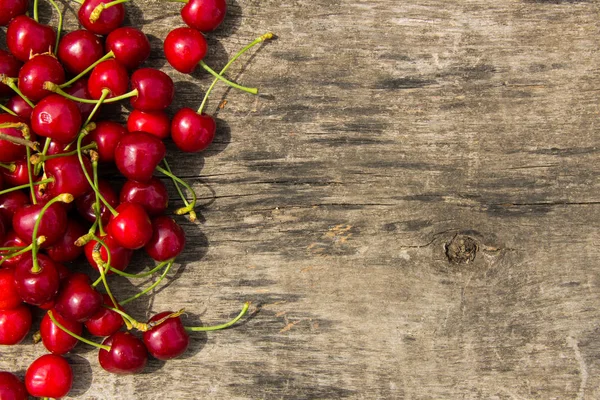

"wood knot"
[445, 234, 478, 264]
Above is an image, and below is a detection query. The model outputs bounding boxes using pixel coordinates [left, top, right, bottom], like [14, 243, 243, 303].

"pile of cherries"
[0, 0, 270, 397]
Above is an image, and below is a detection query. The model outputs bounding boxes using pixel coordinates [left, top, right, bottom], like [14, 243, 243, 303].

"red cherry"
[127, 109, 171, 139]
[37, 262, 72, 311]
[84, 120, 127, 163]
[0, 269, 21, 310]
[44, 154, 92, 199]
[0, 114, 30, 163]
[31, 94, 82, 144]
[145, 216, 186, 261]
[63, 79, 97, 121]
[85, 293, 124, 336]
[164, 27, 208, 74]
[6, 16, 56, 62]
[25, 354, 73, 399]
[114, 132, 166, 183]
[45, 140, 68, 155]
[120, 178, 169, 216]
[130, 68, 175, 111]
[105, 27, 151, 70]
[40, 309, 82, 354]
[87, 58, 129, 99]
[181, 0, 227, 32]
[13, 254, 60, 305]
[1, 159, 30, 187]
[0, 371, 27, 400]
[76, 179, 119, 225]
[98, 331, 148, 374]
[106, 203, 153, 250]
[6, 95, 33, 119]
[45, 219, 86, 263]
[142, 311, 189, 360]
[18, 54, 66, 102]
[84, 234, 133, 274]
[54, 272, 103, 322]
[0, 218, 5, 244]
[57, 29, 104, 75]
[78, 0, 125, 35]
[0, 231, 28, 269]
[0, 0, 29, 26]
[0, 50, 22, 96]
[171, 108, 216, 152]
[0, 304, 31, 344]
[12, 202, 68, 247]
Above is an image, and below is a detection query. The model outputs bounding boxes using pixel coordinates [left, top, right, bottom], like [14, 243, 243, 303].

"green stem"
[162, 159, 196, 222]
[59, 51, 115, 88]
[0, 162, 16, 172]
[0, 104, 17, 116]
[46, 82, 137, 104]
[119, 260, 174, 306]
[34, 137, 52, 176]
[199, 61, 258, 95]
[1, 77, 35, 108]
[0, 178, 53, 197]
[48, 310, 110, 351]
[92, 259, 172, 287]
[92, 160, 106, 237]
[46, 0, 63, 52]
[85, 89, 109, 126]
[25, 147, 36, 204]
[33, 0, 39, 22]
[185, 302, 250, 332]
[0, 246, 25, 251]
[0, 243, 34, 267]
[155, 165, 197, 220]
[34, 143, 97, 163]
[103, 305, 138, 329]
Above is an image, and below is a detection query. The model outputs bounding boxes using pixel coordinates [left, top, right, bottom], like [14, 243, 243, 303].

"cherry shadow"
[125, 1, 180, 26]
[145, 34, 168, 70]
[212, 0, 243, 39]
[65, 355, 94, 397]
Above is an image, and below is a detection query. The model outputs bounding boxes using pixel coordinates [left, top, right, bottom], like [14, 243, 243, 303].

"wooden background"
[2, 0, 600, 398]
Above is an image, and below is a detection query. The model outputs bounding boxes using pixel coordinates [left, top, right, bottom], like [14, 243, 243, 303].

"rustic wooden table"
[2, 0, 600, 398]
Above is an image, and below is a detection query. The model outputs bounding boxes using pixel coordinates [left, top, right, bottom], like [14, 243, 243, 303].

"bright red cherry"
[13, 254, 60, 305]
[44, 154, 92, 199]
[6, 16, 56, 62]
[181, 0, 227, 32]
[87, 58, 129, 99]
[54, 272, 103, 322]
[18, 54, 66, 102]
[127, 109, 170, 139]
[0, 304, 31, 344]
[130, 68, 175, 111]
[25, 354, 73, 399]
[106, 202, 153, 250]
[143, 311, 189, 360]
[12, 202, 68, 247]
[106, 27, 151, 70]
[64, 79, 97, 121]
[40, 309, 82, 354]
[0, 269, 21, 310]
[84, 121, 127, 163]
[78, 0, 125, 35]
[0, 50, 22, 96]
[57, 29, 104, 75]
[114, 132, 166, 183]
[45, 219, 86, 263]
[84, 234, 133, 274]
[31, 95, 82, 144]
[0, 371, 27, 400]
[145, 216, 186, 261]
[0, 0, 29, 26]
[164, 27, 207, 74]
[76, 179, 118, 225]
[98, 331, 148, 374]
[6, 95, 33, 119]
[0, 114, 30, 163]
[120, 178, 169, 216]
[85, 293, 124, 336]
[171, 108, 216, 152]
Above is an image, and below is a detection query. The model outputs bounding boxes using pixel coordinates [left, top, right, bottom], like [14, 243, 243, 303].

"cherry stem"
[59, 51, 115, 89]
[155, 165, 197, 220]
[31, 194, 74, 272]
[25, 146, 36, 204]
[0, 246, 25, 251]
[46, 82, 138, 104]
[46, 0, 63, 52]
[85, 88, 109, 126]
[90, 0, 129, 23]
[0, 241, 40, 267]
[70, 0, 83, 4]
[103, 305, 137, 330]
[198, 32, 273, 114]
[0, 178, 53, 197]
[32, 143, 97, 164]
[184, 302, 250, 332]
[92, 159, 106, 236]
[33, 0, 39, 22]
[199, 61, 258, 95]
[33, 138, 52, 175]
[48, 310, 111, 351]
[162, 159, 196, 222]
[0, 162, 16, 172]
[94, 244, 120, 319]
[91, 259, 172, 288]
[0, 104, 17, 116]
[0, 123, 37, 150]
[0, 76, 35, 108]
[119, 260, 174, 306]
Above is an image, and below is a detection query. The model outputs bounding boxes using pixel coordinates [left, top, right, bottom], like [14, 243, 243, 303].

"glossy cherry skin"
[13, 254, 60, 305]
[0, 0, 29, 26]
[18, 54, 66, 102]
[76, 179, 119, 225]
[106, 27, 151, 70]
[78, 0, 125, 35]
[6, 95, 33, 119]
[40, 309, 82, 354]
[0, 231, 28, 269]
[0, 304, 31, 344]
[114, 132, 166, 183]
[84, 121, 127, 163]
[0, 115, 30, 163]
[130, 68, 175, 111]
[54, 272, 103, 322]
[37, 262, 71, 311]
[0, 371, 27, 400]
[25, 354, 73, 399]
[64, 79, 96, 121]
[85, 293, 124, 336]
[1, 159, 30, 187]
[44, 155, 93, 199]
[0, 269, 21, 310]
[12, 202, 68, 247]
[45, 219, 86, 263]
[57, 29, 104, 75]
[145, 216, 186, 261]
[127, 110, 171, 139]
[88, 59, 129, 99]
[99, 331, 148, 374]
[143, 311, 189, 360]
[164, 27, 208, 74]
[31, 95, 82, 144]
[120, 178, 169, 216]
[0, 50, 22, 96]
[6, 16, 56, 62]
[46, 140, 68, 155]
[84, 234, 133, 274]
[181, 0, 227, 32]
[106, 203, 153, 250]
[171, 108, 216, 152]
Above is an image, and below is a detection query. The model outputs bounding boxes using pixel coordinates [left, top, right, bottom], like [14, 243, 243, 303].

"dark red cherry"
[0, 114, 30, 163]
[45, 140, 68, 155]
[0, 218, 5, 247]
[0, 304, 31, 344]
[0, 0, 29, 26]
[87, 59, 128, 99]
[54, 272, 102, 322]
[6, 16, 56, 62]
[142, 311, 189, 360]
[6, 95, 33, 119]
[84, 121, 127, 163]
[84, 234, 133, 274]
[0, 50, 22, 96]
[98, 331, 148, 374]
[106, 203, 153, 250]
[120, 178, 169, 216]
[57, 29, 104, 75]
[0, 231, 28, 269]
[13, 254, 60, 305]
[171, 108, 216, 152]
[164, 27, 207, 74]
[114, 132, 166, 183]
[181, 0, 227, 32]
[12, 202, 68, 247]
[31, 95, 82, 144]
[1, 158, 30, 187]
[45, 219, 86, 263]
[40, 309, 82, 354]
[25, 354, 73, 399]
[105, 27, 151, 70]
[44, 155, 92, 199]
[130, 68, 174, 111]
[85, 293, 124, 336]
[127, 109, 170, 139]
[145, 216, 186, 261]
[0, 371, 27, 400]
[78, 0, 125, 35]
[64, 79, 96, 121]
[18, 54, 66, 102]
[76, 179, 118, 225]
[37, 262, 71, 311]
[0, 190, 29, 226]
[0, 268, 21, 310]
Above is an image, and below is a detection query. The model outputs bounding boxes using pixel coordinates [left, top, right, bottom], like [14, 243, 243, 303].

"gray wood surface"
[3, 0, 600, 398]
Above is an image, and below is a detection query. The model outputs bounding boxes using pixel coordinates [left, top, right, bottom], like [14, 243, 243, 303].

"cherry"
[0, 304, 31, 344]
[57, 29, 104, 75]
[1, 158, 30, 187]
[84, 234, 133, 274]
[84, 120, 127, 163]
[0, 0, 29, 27]
[106, 202, 153, 250]
[164, 27, 207, 74]
[114, 132, 166, 183]
[0, 50, 22, 97]
[0, 231, 28, 269]
[78, 0, 126, 35]
[25, 354, 73, 399]
[145, 216, 186, 261]
[5, 95, 33, 119]
[6, 16, 56, 62]
[0, 190, 29, 224]
[12, 202, 68, 247]
[13, 254, 60, 305]
[0, 114, 30, 163]
[31, 94, 82, 144]
[45, 219, 86, 263]
[0, 269, 21, 310]
[181, 0, 227, 32]
[45, 139, 68, 155]
[87, 58, 129, 99]
[85, 293, 124, 337]
[54, 272, 103, 322]
[142, 311, 189, 360]
[0, 218, 5, 243]
[64, 79, 96, 121]
[171, 108, 216, 152]
[44, 154, 92, 199]
[129, 68, 175, 111]
[127, 109, 171, 140]
[0, 371, 27, 400]
[106, 27, 151, 70]
[98, 331, 148, 374]
[76, 179, 119, 225]
[37, 262, 72, 311]
[18, 54, 66, 102]
[119, 177, 169, 216]
[40, 309, 83, 354]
